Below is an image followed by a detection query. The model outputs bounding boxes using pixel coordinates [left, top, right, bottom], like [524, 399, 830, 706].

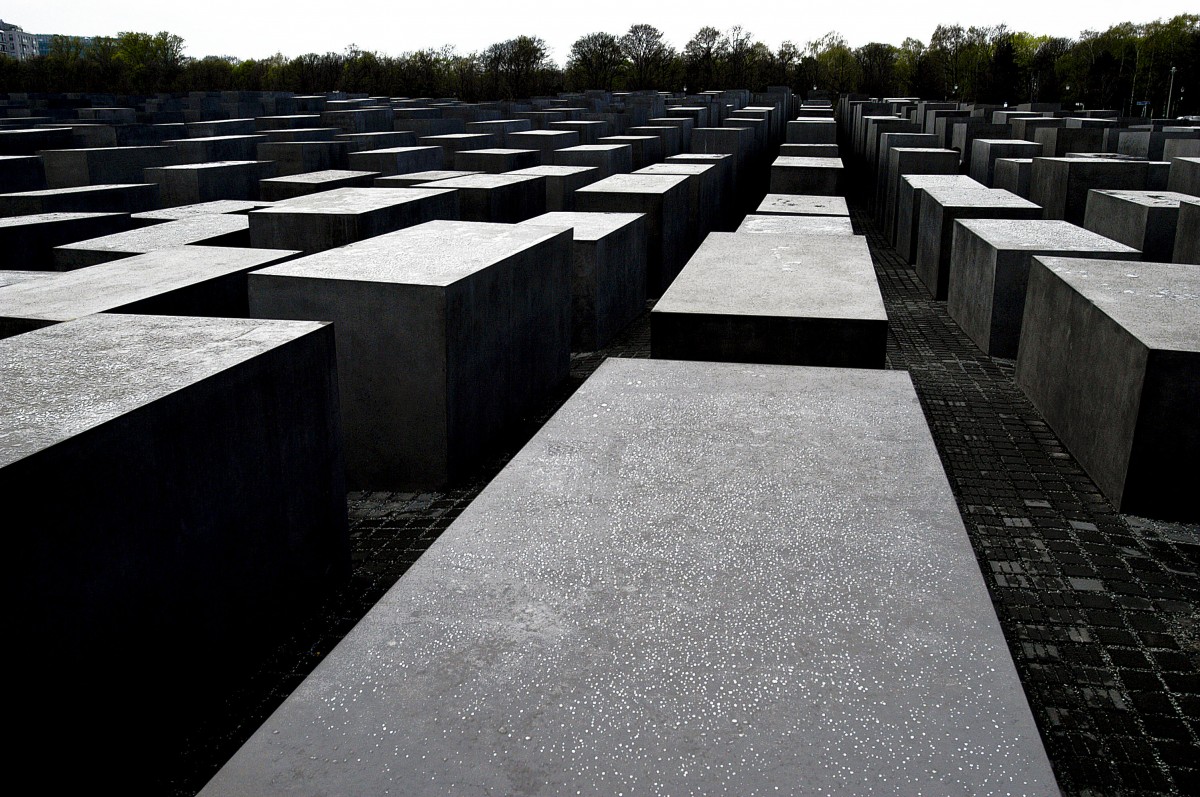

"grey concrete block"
[506, 165, 600, 212]
[948, 219, 1140, 358]
[336, 131, 418, 153]
[1168, 156, 1199, 196]
[166, 134, 267, 164]
[1083, 190, 1194, 261]
[519, 211, 647, 350]
[552, 144, 633, 178]
[691, 127, 750, 190]
[146, 160, 277, 207]
[506, 130, 581, 164]
[1175, 199, 1200, 263]
[1016, 257, 1199, 520]
[54, 213, 252, 269]
[198, 356, 1060, 797]
[0, 245, 297, 338]
[895, 175, 985, 260]
[769, 156, 843, 196]
[636, 162, 720, 249]
[653, 232, 886, 367]
[258, 169, 378, 201]
[883, 148, 960, 241]
[1031, 157, 1152, 224]
[736, 214, 856, 236]
[0, 212, 135, 269]
[347, 146, 444, 176]
[419, 133, 500, 156]
[598, 135, 663, 169]
[915, 188, 1041, 299]
[374, 170, 482, 188]
[0, 183, 159, 217]
[969, 140, 1042, 186]
[248, 220, 572, 488]
[548, 120, 611, 144]
[1033, 127, 1104, 157]
[0, 126, 74, 155]
[248, 187, 458, 252]
[4, 313, 347, 761]
[0, 154, 46, 192]
[419, 174, 546, 222]
[132, 199, 274, 221]
[786, 118, 837, 144]
[780, 144, 839, 158]
[993, 158, 1034, 199]
[42, 145, 177, 188]
[755, 193, 849, 217]
[454, 148, 541, 174]
[254, 141, 350, 175]
[320, 107, 393, 133]
[576, 173, 691, 297]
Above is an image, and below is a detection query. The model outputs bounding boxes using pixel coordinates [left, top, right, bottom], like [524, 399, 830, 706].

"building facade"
[0, 20, 39, 60]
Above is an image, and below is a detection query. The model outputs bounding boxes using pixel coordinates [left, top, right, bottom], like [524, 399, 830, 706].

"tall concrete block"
[1016, 258, 1199, 520]
[248, 220, 572, 489]
[894, 174, 986, 260]
[883, 148, 960, 241]
[1083, 190, 1193, 261]
[969, 140, 1042, 187]
[1031, 157, 1151, 224]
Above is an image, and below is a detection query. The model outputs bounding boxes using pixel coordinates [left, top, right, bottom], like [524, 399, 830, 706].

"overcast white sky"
[3, 1, 1195, 62]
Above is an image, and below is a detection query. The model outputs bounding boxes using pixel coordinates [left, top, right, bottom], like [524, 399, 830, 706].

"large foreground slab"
[201, 357, 1061, 797]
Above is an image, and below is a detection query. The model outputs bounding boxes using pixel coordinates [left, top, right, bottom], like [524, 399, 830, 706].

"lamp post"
[1166, 66, 1177, 118]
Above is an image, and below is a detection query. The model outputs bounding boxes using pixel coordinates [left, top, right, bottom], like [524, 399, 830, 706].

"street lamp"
[1166, 66, 1177, 118]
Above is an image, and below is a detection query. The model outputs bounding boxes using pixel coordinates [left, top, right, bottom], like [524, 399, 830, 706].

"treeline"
[1, 16, 1196, 116]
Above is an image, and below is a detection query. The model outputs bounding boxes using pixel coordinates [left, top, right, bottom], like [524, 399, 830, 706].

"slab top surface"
[0, 245, 296, 323]
[637, 164, 714, 176]
[252, 220, 566, 286]
[1088, 190, 1194, 208]
[923, 187, 1040, 210]
[56, 214, 248, 253]
[558, 144, 630, 153]
[507, 166, 596, 177]
[756, 194, 849, 216]
[956, 219, 1141, 254]
[902, 174, 986, 190]
[1035, 256, 1200, 352]
[518, 211, 644, 240]
[256, 187, 454, 214]
[737, 215, 856, 236]
[422, 174, 542, 189]
[150, 160, 263, 171]
[261, 170, 378, 184]
[0, 183, 145, 198]
[0, 313, 325, 468]
[655, 232, 886, 321]
[376, 170, 477, 183]
[133, 200, 274, 220]
[576, 173, 689, 195]
[199, 357, 1059, 797]
[0, 211, 124, 228]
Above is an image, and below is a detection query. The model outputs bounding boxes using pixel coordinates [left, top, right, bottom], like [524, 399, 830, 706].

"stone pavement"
[166, 204, 1197, 797]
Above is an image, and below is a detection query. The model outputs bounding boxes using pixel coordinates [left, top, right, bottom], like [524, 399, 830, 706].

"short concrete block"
[769, 156, 843, 196]
[519, 211, 647, 350]
[1016, 258, 1199, 520]
[598, 135, 663, 169]
[374, 170, 482, 188]
[506, 130, 582, 164]
[916, 188, 1041, 299]
[1031, 157, 1151, 224]
[786, 118, 837, 144]
[198, 356, 1060, 797]
[54, 214, 252, 269]
[652, 232, 886, 367]
[146, 160, 276, 207]
[736, 214, 856, 236]
[552, 144, 634, 178]
[132, 200, 273, 222]
[994, 158, 1034, 199]
[254, 141, 350, 176]
[248, 220, 572, 488]
[780, 144, 839, 158]
[347, 146, 444, 176]
[1083, 190, 1194, 261]
[0, 154, 46, 192]
[259, 169, 378, 201]
[948, 219, 1141, 358]
[419, 174, 546, 222]
[506, 165, 600, 212]
[42, 146, 177, 188]
[454, 148, 541, 174]
[167, 134, 267, 164]
[248, 187, 458, 252]
[575, 173, 691, 297]
[0, 183, 159, 217]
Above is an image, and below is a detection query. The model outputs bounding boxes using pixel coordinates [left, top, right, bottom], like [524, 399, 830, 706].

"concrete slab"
[132, 199, 274, 222]
[635, 162, 721, 249]
[373, 170, 481, 188]
[969, 140, 1042, 187]
[42, 145, 177, 187]
[519, 211, 648, 350]
[575, 173, 691, 297]
[418, 174, 546, 222]
[755, 194, 849, 217]
[1016, 257, 1200, 520]
[0, 246, 297, 338]
[166, 134, 267, 164]
[1176, 199, 1200, 264]
[0, 212, 135, 269]
[0, 154, 46, 192]
[199, 357, 1060, 797]
[454, 148, 541, 174]
[994, 158, 1034, 199]
[769, 156, 843, 196]
[505, 165, 599, 212]
[146, 160, 276, 207]
[258, 169, 379, 201]
[1030, 157, 1151, 224]
[52, 214, 252, 269]
[1083, 190, 1194, 261]
[347, 146, 444, 176]
[248, 220, 571, 488]
[598, 135, 663, 170]
[883, 148, 960, 242]
[916, 188, 1042, 299]
[947, 219, 1141, 358]
[5, 313, 347, 773]
[1167, 156, 1199, 197]
[736, 214, 856, 236]
[248, 187, 459, 252]
[652, 232, 886, 368]
[254, 141, 350, 175]
[786, 117, 837, 144]
[0, 183, 159, 217]
[551, 144, 633, 178]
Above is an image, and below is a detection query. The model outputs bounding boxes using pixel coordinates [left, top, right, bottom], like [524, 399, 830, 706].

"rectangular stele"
[199, 357, 1061, 797]
[947, 219, 1141, 358]
[768, 156, 844, 196]
[1016, 257, 1199, 520]
[651, 232, 887, 368]
[248, 220, 572, 489]
[3, 313, 347, 760]
[247, 187, 459, 252]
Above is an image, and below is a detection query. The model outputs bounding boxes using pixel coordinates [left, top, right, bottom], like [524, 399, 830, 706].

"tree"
[683, 26, 724, 90]
[855, 42, 898, 97]
[776, 41, 800, 88]
[566, 32, 625, 90]
[621, 23, 672, 89]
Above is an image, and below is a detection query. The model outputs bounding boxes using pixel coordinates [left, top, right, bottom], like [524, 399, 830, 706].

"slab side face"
[201, 358, 1060, 797]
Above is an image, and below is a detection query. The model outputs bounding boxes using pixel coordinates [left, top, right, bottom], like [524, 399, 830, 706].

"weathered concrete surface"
[1175, 198, 1200, 263]
[248, 220, 571, 489]
[506, 165, 600, 212]
[1030, 157, 1150, 224]
[1084, 190, 1194, 261]
[736, 214, 856, 236]
[419, 174, 546, 222]
[755, 194, 849, 217]
[652, 232, 887, 368]
[258, 169, 379, 201]
[248, 187, 459, 252]
[894, 175, 986, 263]
[0, 183, 158, 217]
[947, 219, 1140, 358]
[0, 212, 135, 269]
[769, 156, 843, 196]
[54, 214, 252, 269]
[200, 357, 1060, 797]
[1016, 257, 1199, 520]
[145, 160, 277, 207]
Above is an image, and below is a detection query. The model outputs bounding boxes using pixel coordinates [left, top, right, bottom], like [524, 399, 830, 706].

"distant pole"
[1166, 66, 1177, 118]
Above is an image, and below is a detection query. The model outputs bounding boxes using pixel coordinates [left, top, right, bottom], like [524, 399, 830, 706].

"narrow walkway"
[168, 211, 1197, 797]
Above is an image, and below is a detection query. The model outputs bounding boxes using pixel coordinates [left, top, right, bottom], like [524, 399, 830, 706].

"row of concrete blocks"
[843, 104, 1198, 523]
